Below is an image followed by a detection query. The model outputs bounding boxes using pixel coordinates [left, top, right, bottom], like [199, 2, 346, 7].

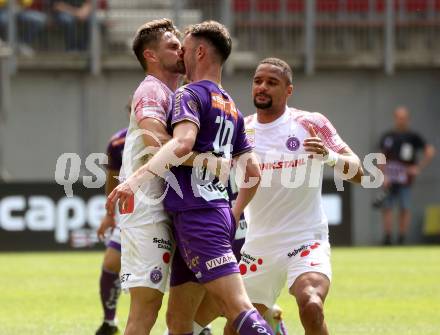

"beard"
[176, 59, 186, 74]
[163, 60, 186, 75]
[253, 94, 272, 109]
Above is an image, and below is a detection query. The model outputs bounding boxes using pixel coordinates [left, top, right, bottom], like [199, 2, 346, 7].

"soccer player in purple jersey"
[190, 169, 289, 335]
[95, 126, 127, 335]
[107, 21, 273, 335]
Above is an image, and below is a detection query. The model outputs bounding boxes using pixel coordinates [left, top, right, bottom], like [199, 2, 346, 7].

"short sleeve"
[307, 112, 348, 152]
[413, 133, 426, 150]
[170, 87, 202, 129]
[134, 94, 167, 126]
[232, 114, 253, 157]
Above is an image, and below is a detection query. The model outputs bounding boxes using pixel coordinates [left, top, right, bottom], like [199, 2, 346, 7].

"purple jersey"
[164, 80, 251, 212]
[106, 128, 127, 171]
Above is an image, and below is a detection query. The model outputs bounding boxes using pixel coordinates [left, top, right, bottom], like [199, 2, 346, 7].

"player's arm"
[139, 117, 228, 177]
[333, 145, 364, 184]
[231, 151, 261, 225]
[303, 115, 364, 184]
[106, 120, 199, 214]
[408, 143, 435, 177]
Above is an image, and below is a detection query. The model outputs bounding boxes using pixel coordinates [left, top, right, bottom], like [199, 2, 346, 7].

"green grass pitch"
[1, 246, 439, 335]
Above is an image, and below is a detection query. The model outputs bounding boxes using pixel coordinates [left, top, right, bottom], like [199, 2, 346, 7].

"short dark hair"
[184, 20, 232, 64]
[132, 18, 179, 71]
[258, 57, 293, 85]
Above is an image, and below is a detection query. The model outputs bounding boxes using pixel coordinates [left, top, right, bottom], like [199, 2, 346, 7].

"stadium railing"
[0, 0, 438, 74]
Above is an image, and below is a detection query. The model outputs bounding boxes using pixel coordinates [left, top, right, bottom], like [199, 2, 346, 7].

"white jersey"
[119, 75, 173, 228]
[243, 107, 347, 253]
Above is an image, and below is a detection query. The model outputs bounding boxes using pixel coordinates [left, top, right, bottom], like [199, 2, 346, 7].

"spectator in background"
[52, 0, 91, 51]
[0, 0, 48, 55]
[379, 106, 435, 245]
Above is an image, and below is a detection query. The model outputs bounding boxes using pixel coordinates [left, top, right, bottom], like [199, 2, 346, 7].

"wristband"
[324, 149, 338, 167]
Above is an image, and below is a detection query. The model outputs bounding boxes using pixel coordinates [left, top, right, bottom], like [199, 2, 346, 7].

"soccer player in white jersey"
[236, 58, 364, 335]
[118, 19, 185, 335]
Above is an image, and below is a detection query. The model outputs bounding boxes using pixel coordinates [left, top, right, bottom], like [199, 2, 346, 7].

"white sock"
[193, 322, 205, 334]
[104, 319, 117, 327]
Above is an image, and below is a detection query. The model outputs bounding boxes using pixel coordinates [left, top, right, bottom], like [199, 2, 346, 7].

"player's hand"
[303, 125, 329, 159]
[97, 214, 116, 241]
[210, 156, 231, 185]
[231, 206, 241, 229]
[106, 178, 137, 216]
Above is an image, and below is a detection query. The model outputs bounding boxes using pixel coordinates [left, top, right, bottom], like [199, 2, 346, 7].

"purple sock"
[99, 268, 121, 321]
[278, 320, 288, 335]
[233, 309, 274, 335]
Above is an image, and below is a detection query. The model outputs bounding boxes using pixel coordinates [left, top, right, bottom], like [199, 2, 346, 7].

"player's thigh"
[287, 240, 331, 303]
[120, 222, 173, 293]
[195, 292, 222, 326]
[204, 272, 253, 319]
[239, 249, 287, 310]
[102, 246, 121, 273]
[167, 281, 206, 324]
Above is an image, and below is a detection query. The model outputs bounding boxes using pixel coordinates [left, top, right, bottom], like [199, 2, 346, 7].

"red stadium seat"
[98, 0, 108, 11]
[257, 0, 281, 12]
[234, 0, 251, 12]
[317, 0, 340, 12]
[346, 0, 370, 12]
[405, 0, 428, 12]
[287, 0, 305, 12]
[375, 0, 400, 12]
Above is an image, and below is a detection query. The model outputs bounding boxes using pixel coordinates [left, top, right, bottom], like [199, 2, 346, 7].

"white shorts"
[239, 240, 331, 308]
[120, 222, 174, 293]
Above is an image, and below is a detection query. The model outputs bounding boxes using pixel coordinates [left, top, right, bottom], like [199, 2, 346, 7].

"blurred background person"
[0, 0, 47, 55]
[379, 106, 435, 245]
[51, 0, 91, 51]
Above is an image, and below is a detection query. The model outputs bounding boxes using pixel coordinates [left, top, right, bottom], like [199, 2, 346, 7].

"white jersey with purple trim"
[119, 75, 173, 228]
[243, 106, 347, 253]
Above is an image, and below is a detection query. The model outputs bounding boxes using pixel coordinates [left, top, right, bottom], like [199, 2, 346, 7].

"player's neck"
[192, 66, 222, 85]
[146, 70, 180, 91]
[256, 108, 285, 124]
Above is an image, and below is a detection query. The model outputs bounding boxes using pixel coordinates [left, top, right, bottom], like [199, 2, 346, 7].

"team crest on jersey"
[187, 99, 199, 113]
[245, 128, 255, 146]
[150, 267, 163, 284]
[286, 135, 300, 151]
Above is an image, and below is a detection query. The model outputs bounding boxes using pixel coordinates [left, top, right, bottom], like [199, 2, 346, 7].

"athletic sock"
[233, 309, 274, 335]
[99, 268, 121, 322]
[278, 319, 288, 335]
[193, 322, 205, 334]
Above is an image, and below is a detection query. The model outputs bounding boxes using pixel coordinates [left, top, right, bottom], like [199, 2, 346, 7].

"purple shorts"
[170, 207, 239, 286]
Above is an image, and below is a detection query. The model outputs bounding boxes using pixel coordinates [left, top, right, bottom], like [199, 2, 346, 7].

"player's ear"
[143, 49, 157, 63]
[196, 44, 205, 60]
[287, 84, 294, 97]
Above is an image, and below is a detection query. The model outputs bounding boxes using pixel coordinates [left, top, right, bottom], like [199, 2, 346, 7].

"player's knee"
[298, 295, 324, 327]
[102, 250, 121, 273]
[166, 308, 193, 333]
